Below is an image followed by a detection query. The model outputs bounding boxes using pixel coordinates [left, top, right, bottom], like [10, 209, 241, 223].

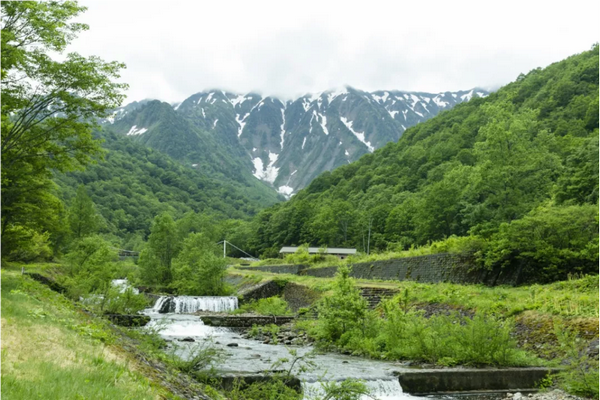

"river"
[143, 295, 421, 399]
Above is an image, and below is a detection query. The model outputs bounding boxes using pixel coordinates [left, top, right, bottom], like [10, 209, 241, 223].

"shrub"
[483, 204, 599, 283]
[165, 340, 223, 373]
[316, 265, 368, 342]
[554, 322, 599, 399]
[232, 297, 293, 316]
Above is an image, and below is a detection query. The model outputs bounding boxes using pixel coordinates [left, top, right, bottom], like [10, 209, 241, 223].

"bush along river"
[144, 295, 415, 399]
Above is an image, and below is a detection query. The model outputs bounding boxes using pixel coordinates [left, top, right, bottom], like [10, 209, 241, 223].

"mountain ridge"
[107, 86, 488, 197]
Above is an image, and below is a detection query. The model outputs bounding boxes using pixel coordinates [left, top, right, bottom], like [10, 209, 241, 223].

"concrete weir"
[394, 368, 560, 394]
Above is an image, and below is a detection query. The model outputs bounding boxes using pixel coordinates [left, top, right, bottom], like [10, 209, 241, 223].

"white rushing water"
[141, 310, 424, 400]
[151, 295, 238, 313]
[111, 278, 139, 294]
[303, 379, 409, 400]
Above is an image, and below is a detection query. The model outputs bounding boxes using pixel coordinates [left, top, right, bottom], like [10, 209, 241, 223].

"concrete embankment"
[395, 368, 560, 394]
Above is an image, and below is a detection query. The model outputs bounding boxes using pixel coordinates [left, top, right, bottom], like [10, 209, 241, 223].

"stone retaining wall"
[238, 281, 285, 305]
[239, 264, 310, 275]
[237, 253, 520, 285]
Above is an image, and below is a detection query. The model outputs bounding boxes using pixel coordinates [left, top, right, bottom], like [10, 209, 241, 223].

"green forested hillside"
[108, 99, 290, 195]
[246, 46, 599, 281]
[55, 129, 282, 243]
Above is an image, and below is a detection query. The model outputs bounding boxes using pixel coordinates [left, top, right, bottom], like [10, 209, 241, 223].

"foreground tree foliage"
[246, 45, 599, 282]
[1, 0, 126, 259]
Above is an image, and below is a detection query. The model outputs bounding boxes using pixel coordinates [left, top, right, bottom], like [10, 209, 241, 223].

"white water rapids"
[152, 295, 238, 313]
[144, 296, 418, 400]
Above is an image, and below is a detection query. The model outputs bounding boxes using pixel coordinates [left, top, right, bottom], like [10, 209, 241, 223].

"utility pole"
[367, 215, 373, 255]
[223, 240, 227, 258]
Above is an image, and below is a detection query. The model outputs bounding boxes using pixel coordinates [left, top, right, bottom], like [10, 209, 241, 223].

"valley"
[1, 2, 598, 400]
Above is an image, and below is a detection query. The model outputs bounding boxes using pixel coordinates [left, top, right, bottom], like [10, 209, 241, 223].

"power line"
[216, 240, 258, 259]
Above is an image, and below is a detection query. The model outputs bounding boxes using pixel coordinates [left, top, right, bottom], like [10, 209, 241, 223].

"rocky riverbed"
[506, 390, 588, 400]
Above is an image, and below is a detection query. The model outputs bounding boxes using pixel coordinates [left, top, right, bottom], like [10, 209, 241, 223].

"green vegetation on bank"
[290, 266, 598, 396]
[299, 266, 540, 367]
[229, 267, 599, 319]
[243, 46, 599, 284]
[1, 269, 161, 399]
[232, 296, 294, 316]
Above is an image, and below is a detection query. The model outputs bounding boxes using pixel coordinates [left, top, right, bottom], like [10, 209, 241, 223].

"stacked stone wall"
[237, 253, 520, 286]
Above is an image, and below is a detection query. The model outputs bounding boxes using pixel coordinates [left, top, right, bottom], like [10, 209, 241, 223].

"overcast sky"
[70, 0, 599, 104]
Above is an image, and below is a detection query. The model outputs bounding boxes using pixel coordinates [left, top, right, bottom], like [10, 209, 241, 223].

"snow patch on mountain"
[302, 98, 311, 112]
[280, 108, 286, 149]
[127, 125, 148, 136]
[236, 113, 249, 137]
[302, 137, 307, 150]
[326, 88, 348, 104]
[433, 94, 449, 107]
[229, 94, 246, 107]
[340, 117, 374, 152]
[461, 90, 474, 101]
[278, 185, 294, 197]
[372, 92, 390, 103]
[318, 113, 329, 135]
[252, 152, 279, 183]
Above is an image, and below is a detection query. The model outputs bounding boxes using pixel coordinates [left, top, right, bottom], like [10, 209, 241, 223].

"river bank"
[4, 262, 598, 399]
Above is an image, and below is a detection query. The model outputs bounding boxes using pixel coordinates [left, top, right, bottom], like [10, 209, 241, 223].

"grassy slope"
[228, 267, 598, 317]
[228, 268, 599, 362]
[1, 267, 165, 400]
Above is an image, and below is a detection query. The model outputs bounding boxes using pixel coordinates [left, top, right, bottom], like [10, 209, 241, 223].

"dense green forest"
[54, 129, 281, 245]
[242, 46, 599, 282]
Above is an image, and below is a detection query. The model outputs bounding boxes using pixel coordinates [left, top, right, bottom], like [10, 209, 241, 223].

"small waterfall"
[112, 279, 139, 294]
[302, 378, 407, 400]
[152, 296, 238, 313]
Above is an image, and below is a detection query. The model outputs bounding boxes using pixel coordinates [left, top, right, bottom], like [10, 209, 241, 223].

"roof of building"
[279, 247, 357, 255]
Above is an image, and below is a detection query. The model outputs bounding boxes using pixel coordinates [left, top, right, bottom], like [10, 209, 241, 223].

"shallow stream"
[143, 296, 419, 399]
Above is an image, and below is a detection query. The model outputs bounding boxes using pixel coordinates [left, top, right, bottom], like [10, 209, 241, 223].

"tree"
[465, 103, 560, 234]
[171, 233, 228, 295]
[1, 1, 126, 257]
[67, 185, 101, 239]
[483, 204, 599, 283]
[61, 235, 118, 299]
[317, 265, 368, 341]
[138, 213, 180, 285]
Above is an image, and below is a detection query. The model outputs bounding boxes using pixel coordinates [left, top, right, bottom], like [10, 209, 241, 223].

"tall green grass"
[1, 269, 161, 400]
